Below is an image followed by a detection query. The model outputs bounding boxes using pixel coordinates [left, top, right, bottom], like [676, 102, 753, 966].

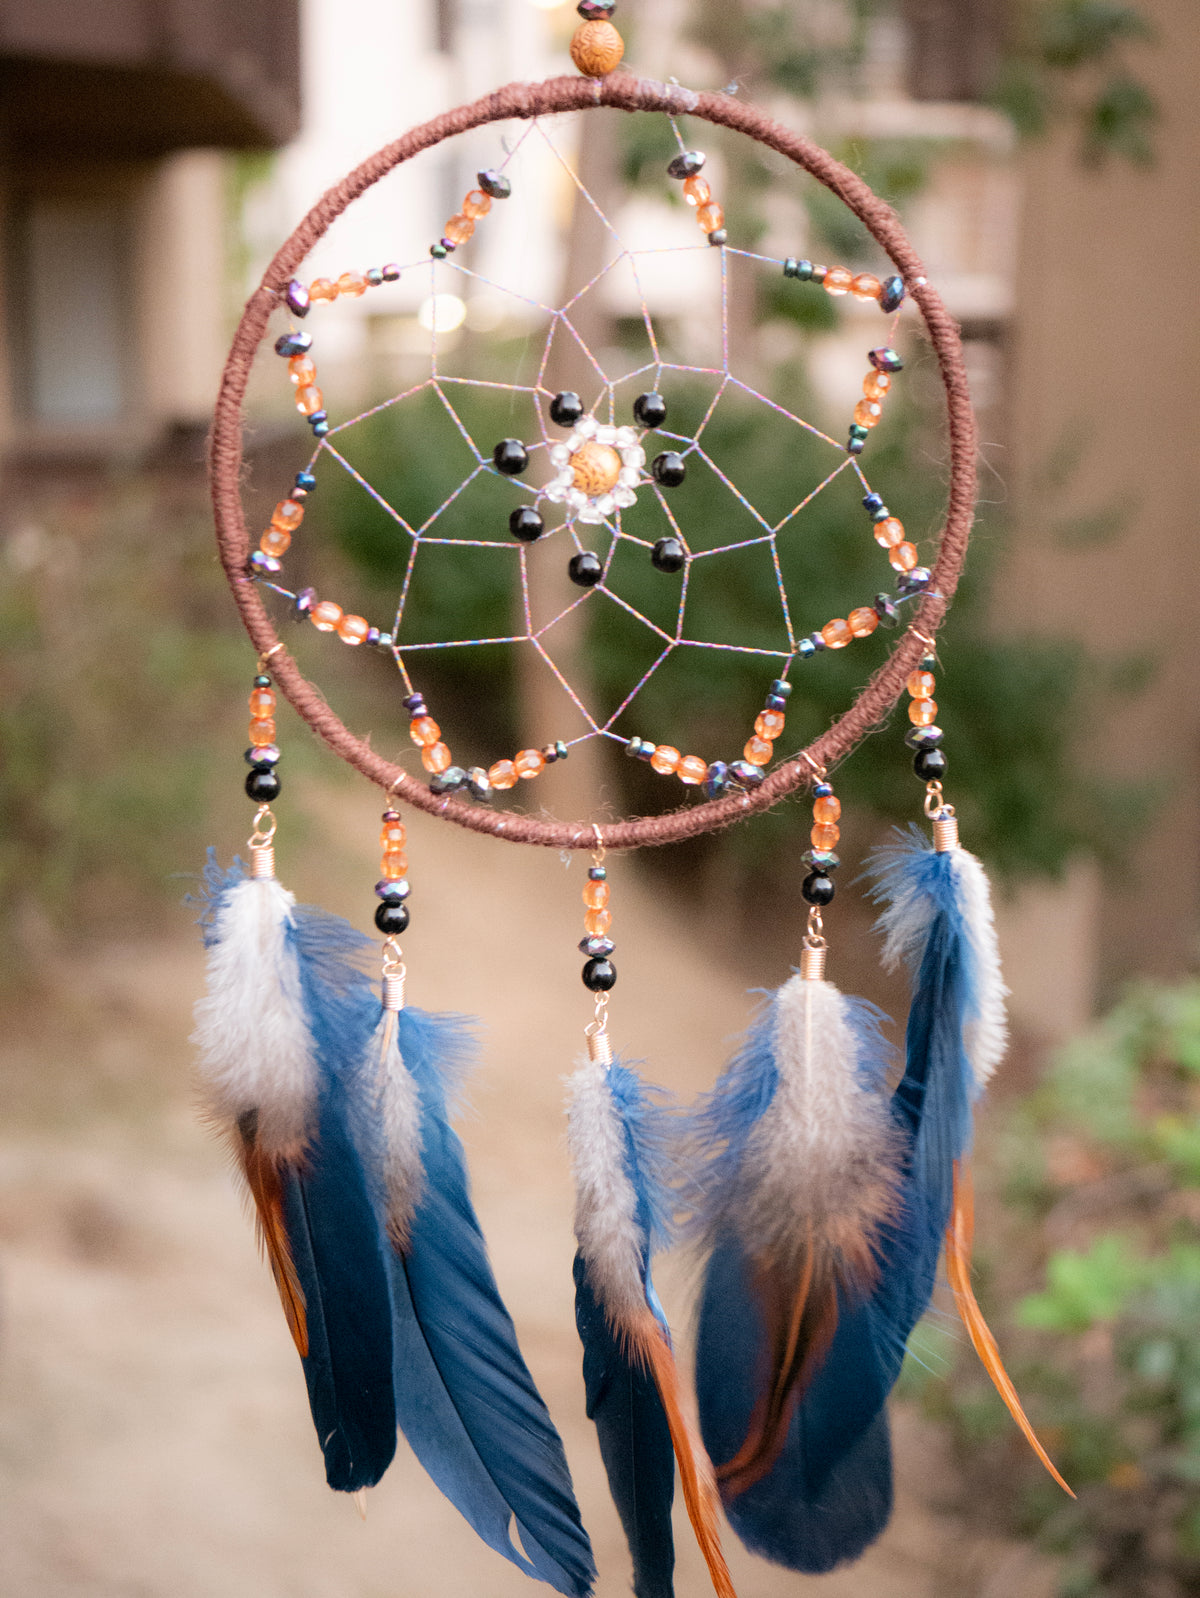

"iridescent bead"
[770, 678, 793, 698]
[678, 755, 708, 785]
[274, 330, 312, 357]
[310, 600, 343, 631]
[704, 761, 730, 797]
[879, 275, 905, 313]
[848, 607, 878, 637]
[874, 593, 900, 627]
[284, 279, 310, 318]
[337, 271, 367, 298]
[765, 694, 787, 712]
[813, 794, 841, 824]
[294, 587, 316, 617]
[743, 735, 772, 766]
[382, 263, 401, 281]
[489, 759, 517, 790]
[905, 724, 944, 750]
[409, 716, 442, 746]
[245, 743, 280, 767]
[729, 760, 765, 787]
[478, 169, 512, 199]
[260, 526, 291, 558]
[850, 273, 881, 301]
[847, 437, 865, 455]
[899, 567, 932, 592]
[422, 741, 452, 774]
[463, 189, 492, 219]
[430, 243, 448, 259]
[444, 214, 475, 246]
[755, 710, 785, 740]
[811, 822, 840, 849]
[868, 346, 904, 372]
[823, 265, 853, 296]
[682, 175, 711, 207]
[402, 694, 426, 713]
[375, 878, 410, 901]
[821, 618, 853, 650]
[310, 415, 329, 437]
[696, 201, 724, 234]
[366, 268, 384, 287]
[514, 748, 545, 779]
[309, 277, 337, 302]
[797, 638, 817, 659]
[667, 150, 705, 178]
[907, 670, 936, 699]
[890, 542, 919, 572]
[802, 848, 840, 872]
[650, 746, 680, 775]
[338, 614, 369, 645]
[874, 516, 905, 548]
[584, 907, 613, 936]
[862, 492, 884, 513]
[583, 879, 610, 908]
[908, 698, 938, 726]
[853, 399, 882, 428]
[429, 766, 467, 795]
[783, 258, 814, 280]
[624, 737, 646, 758]
[579, 935, 615, 958]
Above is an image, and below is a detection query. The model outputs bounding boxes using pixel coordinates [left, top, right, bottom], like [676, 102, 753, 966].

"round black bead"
[493, 438, 529, 475]
[667, 150, 705, 179]
[245, 767, 281, 802]
[509, 506, 544, 542]
[633, 391, 667, 428]
[651, 451, 686, 487]
[913, 747, 948, 782]
[375, 901, 411, 935]
[650, 536, 686, 573]
[550, 390, 584, 427]
[582, 957, 617, 992]
[568, 551, 603, 587]
[801, 871, 836, 907]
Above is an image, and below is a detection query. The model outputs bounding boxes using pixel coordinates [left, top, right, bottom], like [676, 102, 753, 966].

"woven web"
[262, 113, 908, 756]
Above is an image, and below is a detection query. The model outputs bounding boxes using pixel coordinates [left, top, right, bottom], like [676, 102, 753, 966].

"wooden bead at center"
[570, 19, 625, 78]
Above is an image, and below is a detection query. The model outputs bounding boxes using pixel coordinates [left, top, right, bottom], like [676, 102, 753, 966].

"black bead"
[913, 747, 947, 782]
[245, 768, 281, 802]
[582, 957, 617, 992]
[375, 901, 410, 935]
[879, 275, 906, 313]
[550, 390, 584, 426]
[568, 551, 603, 587]
[650, 536, 686, 573]
[708, 228, 727, 247]
[493, 438, 529, 475]
[509, 506, 544, 542]
[632, 391, 667, 428]
[478, 169, 512, 200]
[667, 150, 705, 179]
[430, 242, 448, 259]
[274, 330, 312, 357]
[847, 438, 865, 455]
[862, 492, 884, 513]
[429, 766, 468, 795]
[651, 451, 686, 487]
[801, 871, 835, 907]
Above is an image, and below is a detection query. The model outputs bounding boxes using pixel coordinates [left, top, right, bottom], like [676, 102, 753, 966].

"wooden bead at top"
[570, 19, 624, 77]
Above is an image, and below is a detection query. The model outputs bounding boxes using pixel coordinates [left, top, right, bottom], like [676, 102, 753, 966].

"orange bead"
[310, 600, 343, 631]
[584, 907, 612, 936]
[909, 698, 938, 726]
[823, 265, 853, 296]
[678, 755, 708, 785]
[288, 355, 316, 386]
[743, 736, 773, 766]
[649, 745, 680, 775]
[863, 370, 891, 401]
[443, 214, 475, 246]
[422, 741, 452, 774]
[462, 189, 492, 220]
[811, 822, 841, 849]
[583, 879, 610, 909]
[260, 526, 291, 558]
[853, 399, 882, 429]
[890, 542, 919, 573]
[380, 819, 407, 850]
[248, 687, 276, 717]
[338, 613, 370, 645]
[337, 270, 367, 298]
[488, 759, 517, 790]
[309, 277, 337, 302]
[848, 606, 879, 637]
[296, 385, 324, 417]
[755, 710, 785, 740]
[907, 670, 936, 699]
[272, 499, 305, 530]
[249, 718, 276, 745]
[821, 617, 853, 650]
[514, 749, 545, 780]
[874, 516, 905, 548]
[409, 715, 442, 746]
[569, 17, 625, 76]
[696, 202, 725, 234]
[850, 272, 882, 301]
[683, 175, 712, 207]
[813, 794, 842, 824]
[380, 849, 408, 880]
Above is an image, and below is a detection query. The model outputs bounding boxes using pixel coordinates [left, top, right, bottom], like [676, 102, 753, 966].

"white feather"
[566, 1057, 647, 1329]
[192, 876, 317, 1156]
[373, 1011, 424, 1248]
[950, 848, 1008, 1089]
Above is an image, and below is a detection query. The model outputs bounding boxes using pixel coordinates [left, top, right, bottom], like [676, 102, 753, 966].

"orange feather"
[946, 1163, 1073, 1497]
[238, 1127, 309, 1358]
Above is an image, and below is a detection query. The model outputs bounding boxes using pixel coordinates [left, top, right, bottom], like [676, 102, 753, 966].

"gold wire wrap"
[248, 804, 277, 879]
[933, 812, 960, 852]
[800, 904, 827, 981]
[381, 936, 406, 1011]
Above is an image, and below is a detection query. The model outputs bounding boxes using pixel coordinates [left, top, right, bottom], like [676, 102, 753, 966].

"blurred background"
[0, 1, 1197, 1594]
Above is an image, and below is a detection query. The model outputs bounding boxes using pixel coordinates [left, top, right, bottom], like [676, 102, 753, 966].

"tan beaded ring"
[210, 71, 977, 851]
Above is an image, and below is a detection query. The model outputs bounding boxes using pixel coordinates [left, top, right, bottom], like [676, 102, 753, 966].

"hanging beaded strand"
[903, 631, 956, 849]
[245, 647, 284, 878]
[801, 763, 841, 912]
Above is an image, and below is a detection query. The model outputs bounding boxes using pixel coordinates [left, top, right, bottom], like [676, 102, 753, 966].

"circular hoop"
[210, 71, 976, 851]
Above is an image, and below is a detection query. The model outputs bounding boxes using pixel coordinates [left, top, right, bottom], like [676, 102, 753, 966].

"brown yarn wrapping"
[210, 72, 976, 851]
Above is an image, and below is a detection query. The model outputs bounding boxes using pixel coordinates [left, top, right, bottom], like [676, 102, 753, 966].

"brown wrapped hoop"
[210, 71, 976, 851]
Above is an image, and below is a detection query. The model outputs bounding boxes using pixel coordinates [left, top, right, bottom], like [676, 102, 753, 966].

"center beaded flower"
[544, 415, 646, 524]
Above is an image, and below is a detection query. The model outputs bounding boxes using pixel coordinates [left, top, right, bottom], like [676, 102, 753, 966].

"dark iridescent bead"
[633, 391, 667, 428]
[849, 423, 870, 440]
[635, 740, 654, 761]
[381, 263, 401, 282]
[810, 265, 828, 285]
[429, 766, 467, 795]
[478, 169, 512, 200]
[274, 330, 312, 357]
[366, 267, 384, 287]
[897, 567, 932, 593]
[914, 747, 947, 781]
[729, 760, 765, 788]
[250, 550, 281, 575]
[582, 957, 617, 992]
[430, 242, 448, 259]
[905, 724, 944, 750]
[797, 637, 816, 659]
[245, 767, 280, 801]
[365, 627, 381, 646]
[651, 451, 686, 487]
[568, 551, 603, 587]
[624, 736, 645, 758]
[376, 632, 394, 648]
[879, 275, 905, 313]
[874, 593, 900, 627]
[510, 506, 544, 542]
[253, 674, 271, 688]
[284, 279, 310, 317]
[541, 743, 559, 764]
[810, 631, 827, 651]
[871, 507, 892, 524]
[554, 739, 569, 761]
[401, 693, 425, 712]
[493, 438, 529, 475]
[667, 150, 705, 179]
[245, 743, 280, 767]
[651, 536, 686, 573]
[578, 0, 615, 17]
[579, 935, 615, 958]
[813, 782, 833, 797]
[801, 871, 835, 907]
[295, 470, 317, 492]
[862, 492, 884, 513]
[708, 229, 727, 248]
[375, 878, 410, 901]
[765, 694, 787, 712]
[704, 760, 730, 798]
[375, 901, 410, 935]
[466, 768, 492, 801]
[847, 438, 865, 455]
[588, 865, 607, 881]
[550, 390, 584, 427]
[294, 586, 316, 617]
[802, 848, 840, 872]
[868, 346, 904, 373]
[783, 258, 815, 281]
[770, 679, 792, 699]
[310, 416, 330, 437]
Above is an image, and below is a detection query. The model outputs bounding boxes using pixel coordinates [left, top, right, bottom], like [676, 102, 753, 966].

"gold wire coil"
[587, 1027, 614, 1065]
[382, 969, 407, 1011]
[250, 843, 275, 880]
[799, 942, 827, 982]
[933, 812, 960, 852]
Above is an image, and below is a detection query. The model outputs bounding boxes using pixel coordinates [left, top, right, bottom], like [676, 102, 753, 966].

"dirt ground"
[0, 788, 1060, 1598]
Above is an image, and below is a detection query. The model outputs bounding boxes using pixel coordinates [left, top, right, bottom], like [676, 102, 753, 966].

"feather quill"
[568, 1052, 735, 1598]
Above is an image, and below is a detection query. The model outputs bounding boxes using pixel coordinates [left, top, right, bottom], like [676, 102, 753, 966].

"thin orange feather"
[239, 1133, 309, 1358]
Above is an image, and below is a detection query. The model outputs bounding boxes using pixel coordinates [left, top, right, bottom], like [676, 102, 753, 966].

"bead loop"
[922, 781, 955, 819]
[256, 643, 285, 674]
[248, 805, 277, 847]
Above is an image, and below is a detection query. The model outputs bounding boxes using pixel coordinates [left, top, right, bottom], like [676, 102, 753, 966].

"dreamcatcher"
[195, 7, 1072, 1594]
